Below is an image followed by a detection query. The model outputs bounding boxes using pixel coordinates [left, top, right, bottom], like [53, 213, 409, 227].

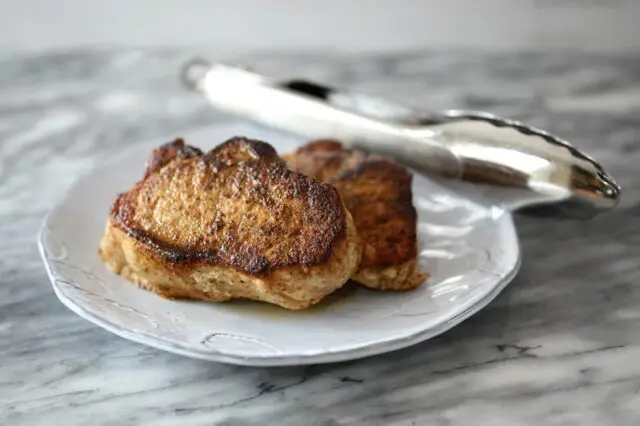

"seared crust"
[285, 140, 426, 290]
[116, 137, 347, 274]
[99, 137, 361, 309]
[144, 138, 203, 178]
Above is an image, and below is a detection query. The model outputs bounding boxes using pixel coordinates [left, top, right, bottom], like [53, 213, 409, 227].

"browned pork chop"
[285, 140, 426, 290]
[99, 137, 361, 309]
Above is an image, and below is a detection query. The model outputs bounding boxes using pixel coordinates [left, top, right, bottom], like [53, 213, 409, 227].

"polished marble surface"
[1, 49, 639, 425]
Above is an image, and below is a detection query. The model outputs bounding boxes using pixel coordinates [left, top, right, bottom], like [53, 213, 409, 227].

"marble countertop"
[1, 49, 639, 425]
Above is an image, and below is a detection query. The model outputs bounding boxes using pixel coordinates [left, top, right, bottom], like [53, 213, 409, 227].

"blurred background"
[2, 0, 639, 53]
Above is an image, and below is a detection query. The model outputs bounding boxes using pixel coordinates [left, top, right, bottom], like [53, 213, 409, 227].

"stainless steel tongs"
[180, 59, 621, 220]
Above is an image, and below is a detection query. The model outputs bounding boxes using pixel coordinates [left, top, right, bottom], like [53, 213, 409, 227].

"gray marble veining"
[1, 49, 640, 425]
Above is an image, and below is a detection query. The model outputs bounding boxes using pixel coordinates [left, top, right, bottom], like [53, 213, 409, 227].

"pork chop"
[284, 140, 426, 290]
[99, 137, 361, 309]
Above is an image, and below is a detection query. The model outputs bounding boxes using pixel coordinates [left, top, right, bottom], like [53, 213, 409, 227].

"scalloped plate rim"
[41, 232, 520, 366]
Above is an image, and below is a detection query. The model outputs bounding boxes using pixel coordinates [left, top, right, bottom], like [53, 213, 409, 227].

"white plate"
[39, 122, 520, 366]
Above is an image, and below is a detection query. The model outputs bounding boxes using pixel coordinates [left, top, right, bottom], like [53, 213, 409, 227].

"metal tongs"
[180, 59, 621, 220]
